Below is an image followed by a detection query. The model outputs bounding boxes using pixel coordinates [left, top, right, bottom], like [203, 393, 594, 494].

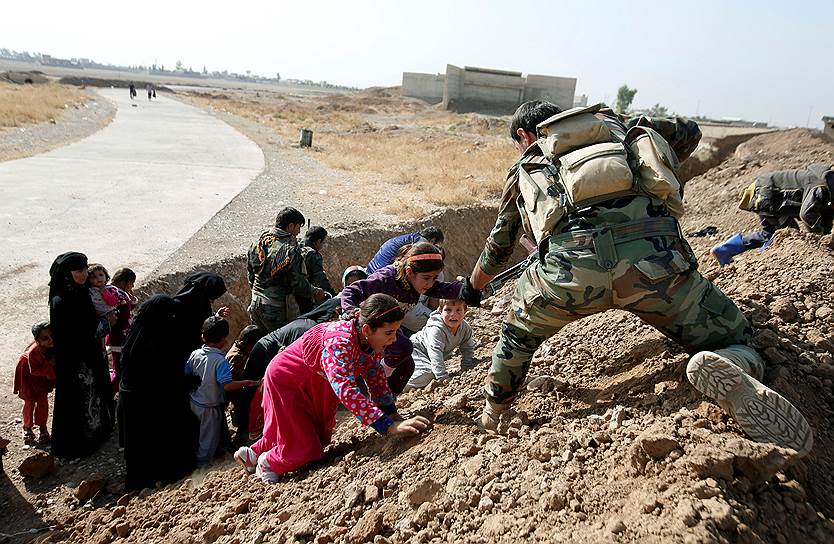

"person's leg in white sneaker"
[255, 452, 280, 484]
[233, 446, 257, 474]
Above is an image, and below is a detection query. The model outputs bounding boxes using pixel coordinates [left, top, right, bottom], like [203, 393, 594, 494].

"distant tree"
[647, 103, 669, 117]
[202, 65, 208, 74]
[245, 69, 251, 77]
[175, 59, 183, 71]
[616, 85, 638, 114]
[275, 73, 281, 82]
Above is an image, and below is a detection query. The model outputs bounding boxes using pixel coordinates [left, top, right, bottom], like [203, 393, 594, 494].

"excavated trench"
[137, 203, 526, 341]
[134, 129, 766, 342]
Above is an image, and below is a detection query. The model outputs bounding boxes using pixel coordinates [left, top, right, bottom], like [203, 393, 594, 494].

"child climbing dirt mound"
[38, 127, 834, 544]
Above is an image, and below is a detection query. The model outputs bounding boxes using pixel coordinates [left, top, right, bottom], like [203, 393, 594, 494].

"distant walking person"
[147, 84, 153, 101]
[129, 84, 137, 100]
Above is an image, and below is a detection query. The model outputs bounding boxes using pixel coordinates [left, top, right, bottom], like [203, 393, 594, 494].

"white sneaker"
[233, 446, 258, 474]
[687, 351, 813, 455]
[255, 452, 280, 484]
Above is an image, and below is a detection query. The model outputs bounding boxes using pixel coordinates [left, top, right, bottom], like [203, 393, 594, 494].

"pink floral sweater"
[302, 320, 397, 434]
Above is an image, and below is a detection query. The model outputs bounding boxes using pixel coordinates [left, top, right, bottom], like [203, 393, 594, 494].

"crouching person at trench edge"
[465, 100, 813, 455]
[233, 294, 430, 483]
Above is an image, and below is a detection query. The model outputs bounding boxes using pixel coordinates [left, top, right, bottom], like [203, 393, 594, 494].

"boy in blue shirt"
[185, 316, 259, 465]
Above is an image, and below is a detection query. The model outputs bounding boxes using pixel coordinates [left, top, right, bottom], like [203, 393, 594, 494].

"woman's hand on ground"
[216, 306, 231, 318]
[387, 416, 431, 436]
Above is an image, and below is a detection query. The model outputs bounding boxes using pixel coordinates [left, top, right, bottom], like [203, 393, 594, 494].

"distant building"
[402, 64, 576, 114]
[573, 94, 588, 108]
[402, 72, 445, 104]
[823, 116, 834, 139]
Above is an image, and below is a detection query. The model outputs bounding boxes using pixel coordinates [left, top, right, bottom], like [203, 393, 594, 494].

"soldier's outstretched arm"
[474, 166, 524, 288]
[470, 262, 496, 291]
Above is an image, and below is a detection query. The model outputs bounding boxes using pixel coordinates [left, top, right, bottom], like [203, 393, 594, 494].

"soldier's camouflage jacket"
[247, 228, 319, 302]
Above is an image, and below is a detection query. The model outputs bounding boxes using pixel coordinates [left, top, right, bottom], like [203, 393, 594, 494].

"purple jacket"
[340, 265, 463, 312]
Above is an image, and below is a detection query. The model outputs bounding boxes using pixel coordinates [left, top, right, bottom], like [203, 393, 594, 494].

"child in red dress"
[14, 322, 56, 445]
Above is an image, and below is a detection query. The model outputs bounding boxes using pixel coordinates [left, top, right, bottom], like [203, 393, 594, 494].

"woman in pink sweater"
[234, 294, 429, 482]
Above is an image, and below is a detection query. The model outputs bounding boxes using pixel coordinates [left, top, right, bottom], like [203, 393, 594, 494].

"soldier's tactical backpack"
[517, 103, 684, 245]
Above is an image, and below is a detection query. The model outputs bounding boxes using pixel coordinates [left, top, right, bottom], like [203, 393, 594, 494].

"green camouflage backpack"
[516, 104, 684, 245]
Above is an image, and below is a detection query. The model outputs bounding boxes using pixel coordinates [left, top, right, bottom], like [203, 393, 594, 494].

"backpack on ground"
[516, 104, 685, 244]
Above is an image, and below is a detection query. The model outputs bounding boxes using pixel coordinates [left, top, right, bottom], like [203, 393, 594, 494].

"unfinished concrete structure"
[823, 116, 834, 140]
[402, 64, 576, 114]
[401, 72, 444, 104]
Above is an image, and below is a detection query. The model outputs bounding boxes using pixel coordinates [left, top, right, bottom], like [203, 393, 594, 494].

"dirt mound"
[31, 129, 834, 543]
[57, 76, 172, 92]
[0, 71, 49, 85]
[360, 86, 402, 98]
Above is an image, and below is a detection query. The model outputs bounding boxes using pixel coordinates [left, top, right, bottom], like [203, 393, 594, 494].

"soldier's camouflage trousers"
[487, 217, 753, 404]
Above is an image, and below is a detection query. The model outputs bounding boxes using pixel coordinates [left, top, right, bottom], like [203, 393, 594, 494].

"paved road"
[0, 88, 264, 403]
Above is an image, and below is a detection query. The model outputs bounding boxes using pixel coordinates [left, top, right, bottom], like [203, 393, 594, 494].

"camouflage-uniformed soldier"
[711, 163, 834, 265]
[297, 226, 336, 314]
[467, 101, 813, 454]
[247, 207, 326, 332]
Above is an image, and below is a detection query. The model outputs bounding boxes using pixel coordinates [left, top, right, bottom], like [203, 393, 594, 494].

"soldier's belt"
[547, 217, 680, 270]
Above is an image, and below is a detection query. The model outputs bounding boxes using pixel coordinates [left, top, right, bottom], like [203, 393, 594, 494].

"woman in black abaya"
[119, 271, 227, 490]
[120, 295, 200, 490]
[173, 272, 228, 353]
[49, 252, 114, 459]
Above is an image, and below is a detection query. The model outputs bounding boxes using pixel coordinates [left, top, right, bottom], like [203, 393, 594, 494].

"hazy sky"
[5, 0, 832, 128]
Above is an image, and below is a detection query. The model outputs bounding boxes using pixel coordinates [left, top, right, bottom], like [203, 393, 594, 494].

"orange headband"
[408, 253, 443, 263]
[373, 304, 402, 320]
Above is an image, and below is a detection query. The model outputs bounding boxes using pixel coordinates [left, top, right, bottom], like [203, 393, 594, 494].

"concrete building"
[402, 64, 576, 114]
[401, 72, 445, 104]
[823, 116, 834, 139]
[574, 94, 589, 108]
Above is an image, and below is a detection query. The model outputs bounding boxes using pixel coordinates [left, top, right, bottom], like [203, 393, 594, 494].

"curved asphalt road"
[0, 88, 263, 400]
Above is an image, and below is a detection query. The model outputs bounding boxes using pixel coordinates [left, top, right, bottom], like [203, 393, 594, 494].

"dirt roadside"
[0, 88, 115, 163]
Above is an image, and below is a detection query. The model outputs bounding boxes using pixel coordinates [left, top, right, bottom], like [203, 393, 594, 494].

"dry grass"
[188, 90, 516, 206]
[0, 82, 87, 129]
[318, 132, 514, 205]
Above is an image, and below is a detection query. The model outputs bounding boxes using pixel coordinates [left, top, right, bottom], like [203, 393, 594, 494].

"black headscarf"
[48, 251, 89, 301]
[173, 271, 227, 353]
[119, 295, 181, 391]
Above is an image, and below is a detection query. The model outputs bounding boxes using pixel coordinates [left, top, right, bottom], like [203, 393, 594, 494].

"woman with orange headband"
[340, 242, 480, 394]
[234, 293, 430, 482]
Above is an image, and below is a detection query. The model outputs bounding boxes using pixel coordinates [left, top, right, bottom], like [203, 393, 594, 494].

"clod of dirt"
[75, 476, 108, 501]
[18, 451, 54, 479]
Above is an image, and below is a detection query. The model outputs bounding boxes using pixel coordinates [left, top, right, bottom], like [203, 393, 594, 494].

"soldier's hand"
[461, 277, 482, 308]
[313, 288, 327, 302]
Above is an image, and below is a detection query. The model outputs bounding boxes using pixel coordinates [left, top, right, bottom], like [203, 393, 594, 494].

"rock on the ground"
[348, 511, 383, 543]
[76, 477, 108, 501]
[402, 479, 443, 508]
[18, 452, 55, 479]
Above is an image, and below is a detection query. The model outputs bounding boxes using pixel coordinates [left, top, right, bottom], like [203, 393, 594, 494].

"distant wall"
[523, 74, 576, 110]
[402, 72, 444, 104]
[441, 64, 575, 114]
[824, 118, 834, 140]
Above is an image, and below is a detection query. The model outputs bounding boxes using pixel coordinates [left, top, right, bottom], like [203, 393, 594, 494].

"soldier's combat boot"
[477, 398, 510, 434]
[687, 345, 813, 455]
